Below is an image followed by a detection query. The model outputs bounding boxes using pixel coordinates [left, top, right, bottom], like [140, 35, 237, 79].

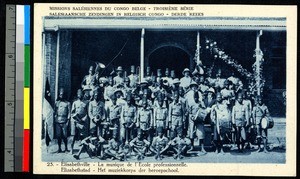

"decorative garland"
[192, 36, 266, 97]
[204, 38, 253, 79]
[251, 49, 266, 96]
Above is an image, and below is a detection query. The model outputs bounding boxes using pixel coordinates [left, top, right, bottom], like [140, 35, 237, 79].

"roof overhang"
[43, 16, 286, 31]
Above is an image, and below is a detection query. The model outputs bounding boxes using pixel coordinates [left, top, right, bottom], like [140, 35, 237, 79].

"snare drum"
[261, 117, 274, 129]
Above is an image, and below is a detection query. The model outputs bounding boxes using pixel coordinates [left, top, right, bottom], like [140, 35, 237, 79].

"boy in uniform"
[54, 88, 71, 153]
[150, 127, 170, 160]
[129, 129, 150, 160]
[103, 130, 124, 160]
[210, 93, 232, 154]
[88, 88, 106, 137]
[81, 65, 95, 89]
[168, 91, 185, 139]
[70, 89, 89, 154]
[153, 97, 168, 134]
[106, 93, 122, 138]
[73, 128, 105, 160]
[137, 99, 153, 140]
[169, 128, 192, 160]
[187, 92, 207, 154]
[252, 96, 271, 153]
[120, 94, 137, 144]
[128, 65, 139, 88]
[232, 93, 249, 153]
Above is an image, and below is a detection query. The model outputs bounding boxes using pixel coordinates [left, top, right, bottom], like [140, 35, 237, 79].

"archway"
[146, 44, 193, 78]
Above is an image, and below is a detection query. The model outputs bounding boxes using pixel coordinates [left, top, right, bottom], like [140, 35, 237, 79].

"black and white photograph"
[33, 4, 296, 175]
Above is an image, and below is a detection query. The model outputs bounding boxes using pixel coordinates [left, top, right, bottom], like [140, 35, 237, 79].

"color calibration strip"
[23, 5, 30, 172]
[4, 4, 30, 172]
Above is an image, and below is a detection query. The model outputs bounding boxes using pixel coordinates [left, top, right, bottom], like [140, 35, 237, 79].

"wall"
[43, 32, 57, 106]
[43, 31, 72, 104]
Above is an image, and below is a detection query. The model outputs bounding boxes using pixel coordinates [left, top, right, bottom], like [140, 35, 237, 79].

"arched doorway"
[146, 45, 193, 78]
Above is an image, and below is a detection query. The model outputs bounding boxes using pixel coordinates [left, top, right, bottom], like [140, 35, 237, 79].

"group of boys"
[52, 64, 272, 161]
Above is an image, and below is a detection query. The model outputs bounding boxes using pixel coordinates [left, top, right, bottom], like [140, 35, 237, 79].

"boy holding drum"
[252, 96, 271, 153]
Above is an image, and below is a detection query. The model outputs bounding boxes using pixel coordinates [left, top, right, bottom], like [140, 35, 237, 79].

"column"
[197, 31, 200, 63]
[140, 28, 145, 81]
[54, 31, 60, 100]
[255, 30, 263, 96]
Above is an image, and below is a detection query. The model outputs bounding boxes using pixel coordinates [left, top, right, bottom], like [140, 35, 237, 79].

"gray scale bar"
[4, 4, 16, 172]
[15, 9, 25, 172]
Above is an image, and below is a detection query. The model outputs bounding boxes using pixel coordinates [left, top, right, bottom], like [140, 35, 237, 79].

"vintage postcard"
[33, 3, 297, 176]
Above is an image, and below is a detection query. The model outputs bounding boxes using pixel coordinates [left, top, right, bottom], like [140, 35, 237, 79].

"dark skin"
[117, 70, 122, 77]
[184, 72, 190, 78]
[237, 95, 243, 104]
[143, 89, 148, 99]
[73, 131, 103, 160]
[235, 95, 246, 153]
[83, 89, 91, 101]
[199, 76, 205, 84]
[158, 100, 163, 107]
[104, 134, 123, 160]
[94, 91, 100, 102]
[191, 85, 198, 91]
[108, 78, 113, 86]
[214, 93, 226, 154]
[70, 89, 84, 154]
[74, 89, 83, 102]
[151, 131, 169, 160]
[131, 132, 147, 160]
[216, 94, 222, 103]
[59, 90, 65, 101]
[88, 66, 94, 75]
[141, 101, 152, 131]
[192, 94, 207, 154]
[224, 83, 230, 90]
[172, 132, 187, 160]
[111, 95, 117, 105]
[170, 71, 175, 79]
[123, 96, 134, 134]
[92, 91, 102, 124]
[194, 76, 200, 84]
[165, 71, 169, 77]
[56, 89, 69, 153]
[174, 93, 179, 103]
[125, 80, 130, 87]
[256, 97, 269, 153]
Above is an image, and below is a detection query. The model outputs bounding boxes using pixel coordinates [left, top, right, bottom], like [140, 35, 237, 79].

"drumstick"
[215, 111, 220, 135]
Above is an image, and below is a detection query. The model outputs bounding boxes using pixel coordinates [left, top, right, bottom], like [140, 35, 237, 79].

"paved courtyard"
[41, 118, 286, 164]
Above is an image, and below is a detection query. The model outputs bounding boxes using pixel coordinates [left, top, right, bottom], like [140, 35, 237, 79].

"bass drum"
[261, 117, 274, 129]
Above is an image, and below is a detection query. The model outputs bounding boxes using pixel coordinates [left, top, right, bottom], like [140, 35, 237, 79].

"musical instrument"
[261, 117, 274, 129]
[194, 107, 207, 123]
[71, 112, 81, 121]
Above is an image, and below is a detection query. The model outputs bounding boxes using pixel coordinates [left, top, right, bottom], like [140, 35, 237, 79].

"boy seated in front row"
[73, 128, 105, 160]
[129, 129, 150, 160]
[103, 130, 124, 161]
[169, 128, 192, 160]
[150, 127, 169, 160]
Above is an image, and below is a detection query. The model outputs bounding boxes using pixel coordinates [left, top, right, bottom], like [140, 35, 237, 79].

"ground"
[41, 118, 286, 163]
